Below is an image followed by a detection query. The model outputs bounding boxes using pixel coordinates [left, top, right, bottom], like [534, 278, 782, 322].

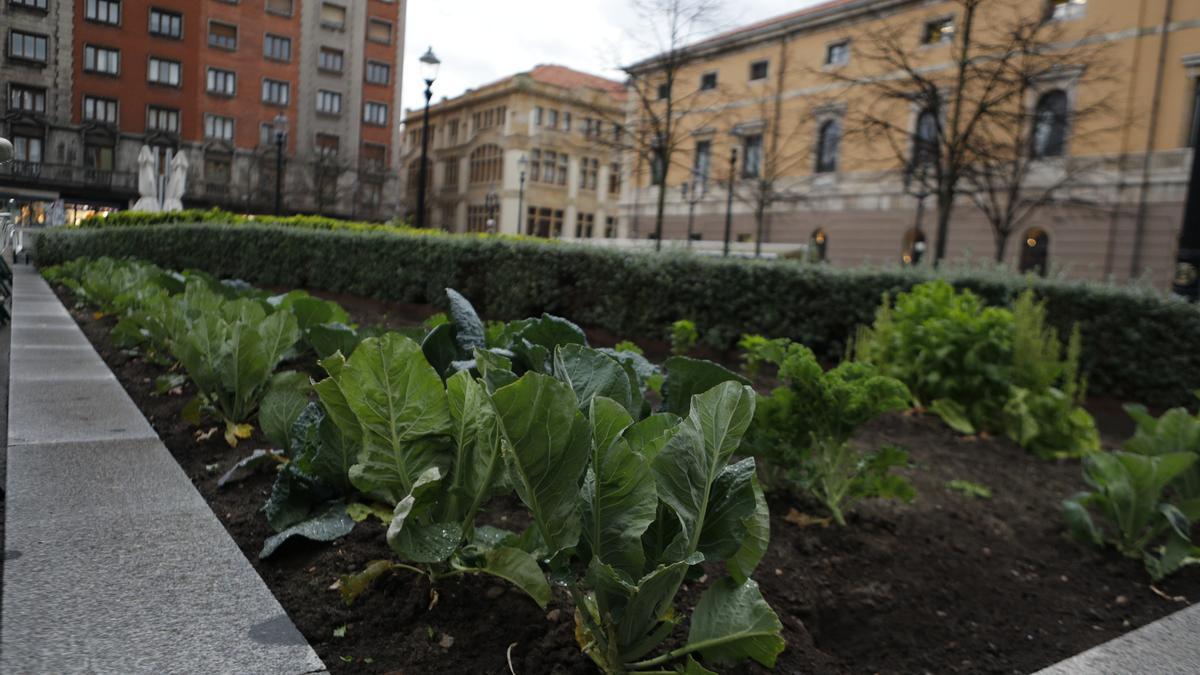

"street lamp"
[681, 176, 702, 250]
[415, 46, 441, 229]
[0, 136, 13, 165]
[723, 148, 738, 257]
[485, 187, 499, 234]
[272, 113, 288, 216]
[516, 154, 528, 234]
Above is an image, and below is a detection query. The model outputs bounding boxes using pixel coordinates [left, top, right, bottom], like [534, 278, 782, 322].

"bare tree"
[826, 0, 1113, 265]
[611, 0, 726, 249]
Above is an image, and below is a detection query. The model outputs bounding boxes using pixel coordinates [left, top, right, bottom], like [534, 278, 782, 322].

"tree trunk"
[754, 197, 766, 257]
[933, 188, 955, 267]
[653, 165, 668, 251]
[994, 229, 1009, 263]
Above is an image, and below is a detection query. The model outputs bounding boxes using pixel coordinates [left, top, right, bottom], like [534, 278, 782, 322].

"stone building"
[1, 0, 406, 224]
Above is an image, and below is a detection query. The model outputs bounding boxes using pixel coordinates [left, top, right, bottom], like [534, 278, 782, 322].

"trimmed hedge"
[36, 222, 1200, 408]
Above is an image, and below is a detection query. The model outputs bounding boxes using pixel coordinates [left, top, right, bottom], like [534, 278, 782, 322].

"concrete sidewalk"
[1, 265, 326, 674]
[1036, 601, 1200, 675]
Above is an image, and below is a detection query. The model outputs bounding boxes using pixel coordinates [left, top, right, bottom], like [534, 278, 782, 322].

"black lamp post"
[723, 148, 738, 257]
[272, 113, 288, 216]
[516, 154, 528, 234]
[682, 175, 702, 250]
[415, 46, 441, 229]
[485, 187, 499, 234]
[902, 156, 931, 266]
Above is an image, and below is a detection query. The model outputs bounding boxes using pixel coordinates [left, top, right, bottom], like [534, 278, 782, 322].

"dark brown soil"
[51, 283, 1200, 675]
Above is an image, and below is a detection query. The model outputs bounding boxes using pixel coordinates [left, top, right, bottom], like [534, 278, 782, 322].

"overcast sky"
[399, 0, 825, 115]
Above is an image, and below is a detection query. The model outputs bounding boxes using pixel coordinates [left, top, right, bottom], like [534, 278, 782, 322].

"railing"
[0, 161, 136, 193]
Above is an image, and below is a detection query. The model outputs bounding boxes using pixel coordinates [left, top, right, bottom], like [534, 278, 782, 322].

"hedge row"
[36, 222, 1200, 408]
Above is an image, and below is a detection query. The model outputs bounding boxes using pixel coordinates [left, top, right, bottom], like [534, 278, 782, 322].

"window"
[84, 45, 120, 75]
[318, 47, 344, 72]
[469, 144, 503, 183]
[315, 133, 340, 158]
[8, 84, 46, 113]
[825, 41, 850, 66]
[83, 95, 118, 124]
[749, 60, 769, 81]
[8, 31, 48, 62]
[923, 18, 955, 45]
[368, 19, 392, 44]
[264, 34, 291, 61]
[657, 83, 671, 100]
[266, 0, 294, 15]
[913, 108, 939, 164]
[317, 90, 343, 115]
[534, 107, 544, 126]
[366, 61, 390, 85]
[205, 114, 235, 141]
[1191, 78, 1200, 148]
[467, 205, 491, 233]
[208, 22, 237, 50]
[149, 8, 182, 38]
[148, 57, 181, 87]
[700, 72, 718, 91]
[206, 68, 236, 96]
[693, 140, 711, 187]
[362, 143, 387, 171]
[526, 206, 564, 238]
[85, 0, 120, 25]
[262, 79, 290, 105]
[1032, 89, 1069, 158]
[548, 109, 559, 129]
[472, 106, 505, 131]
[609, 162, 621, 195]
[1019, 228, 1049, 275]
[320, 3, 346, 29]
[146, 105, 179, 133]
[605, 216, 617, 238]
[12, 135, 43, 163]
[1047, 0, 1086, 21]
[563, 112, 572, 132]
[84, 143, 115, 171]
[742, 134, 763, 178]
[576, 212, 595, 239]
[363, 101, 388, 125]
[447, 119, 459, 144]
[10, 0, 48, 10]
[580, 157, 599, 190]
[442, 157, 459, 189]
[205, 156, 232, 185]
[815, 119, 841, 173]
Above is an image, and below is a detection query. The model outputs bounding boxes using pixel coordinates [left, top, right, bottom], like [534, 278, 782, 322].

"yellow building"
[400, 65, 626, 238]
[622, 0, 1200, 287]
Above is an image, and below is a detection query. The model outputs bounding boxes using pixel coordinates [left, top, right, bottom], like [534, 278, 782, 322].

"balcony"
[0, 161, 136, 195]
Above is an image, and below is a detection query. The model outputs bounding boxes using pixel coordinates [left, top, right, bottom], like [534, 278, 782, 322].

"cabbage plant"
[490, 374, 783, 673]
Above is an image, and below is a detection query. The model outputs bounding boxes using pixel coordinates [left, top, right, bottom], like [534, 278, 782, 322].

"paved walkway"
[1036, 601, 1200, 675]
[1, 265, 325, 674]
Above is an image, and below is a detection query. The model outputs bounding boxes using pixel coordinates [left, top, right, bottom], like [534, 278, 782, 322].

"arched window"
[809, 228, 828, 262]
[912, 108, 938, 165]
[469, 144, 504, 184]
[901, 228, 927, 266]
[815, 119, 841, 174]
[1032, 90, 1069, 158]
[1019, 227, 1049, 275]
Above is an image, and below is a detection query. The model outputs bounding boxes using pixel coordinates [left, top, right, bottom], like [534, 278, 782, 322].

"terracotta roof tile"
[528, 64, 626, 94]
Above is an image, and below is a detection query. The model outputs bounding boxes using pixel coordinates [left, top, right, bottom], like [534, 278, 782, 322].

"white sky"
[400, 0, 826, 116]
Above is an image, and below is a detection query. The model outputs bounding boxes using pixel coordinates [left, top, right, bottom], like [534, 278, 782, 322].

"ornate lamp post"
[723, 148, 738, 257]
[516, 154, 528, 234]
[0, 137, 12, 165]
[272, 113, 288, 216]
[485, 187, 499, 234]
[415, 47, 441, 229]
[1173, 129, 1200, 301]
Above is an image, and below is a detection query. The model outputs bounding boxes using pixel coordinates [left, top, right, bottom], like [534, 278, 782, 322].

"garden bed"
[47, 281, 1200, 675]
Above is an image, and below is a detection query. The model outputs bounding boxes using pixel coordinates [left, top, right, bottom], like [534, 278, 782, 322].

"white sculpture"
[132, 145, 161, 212]
[162, 150, 189, 212]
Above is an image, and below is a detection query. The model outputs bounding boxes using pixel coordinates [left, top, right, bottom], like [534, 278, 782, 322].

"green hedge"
[36, 222, 1200, 408]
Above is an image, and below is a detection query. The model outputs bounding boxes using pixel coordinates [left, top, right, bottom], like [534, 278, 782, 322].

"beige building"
[622, 0, 1200, 288]
[400, 65, 626, 237]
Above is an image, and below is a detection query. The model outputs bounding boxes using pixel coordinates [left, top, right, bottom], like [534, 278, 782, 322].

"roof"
[627, 0, 880, 71]
[527, 64, 626, 94]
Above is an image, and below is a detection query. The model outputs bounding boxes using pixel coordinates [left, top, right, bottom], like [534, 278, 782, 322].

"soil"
[50, 282, 1200, 675]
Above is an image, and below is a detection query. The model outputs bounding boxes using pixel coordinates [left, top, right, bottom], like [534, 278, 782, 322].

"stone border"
[1035, 601, 1200, 674]
[1, 265, 327, 674]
